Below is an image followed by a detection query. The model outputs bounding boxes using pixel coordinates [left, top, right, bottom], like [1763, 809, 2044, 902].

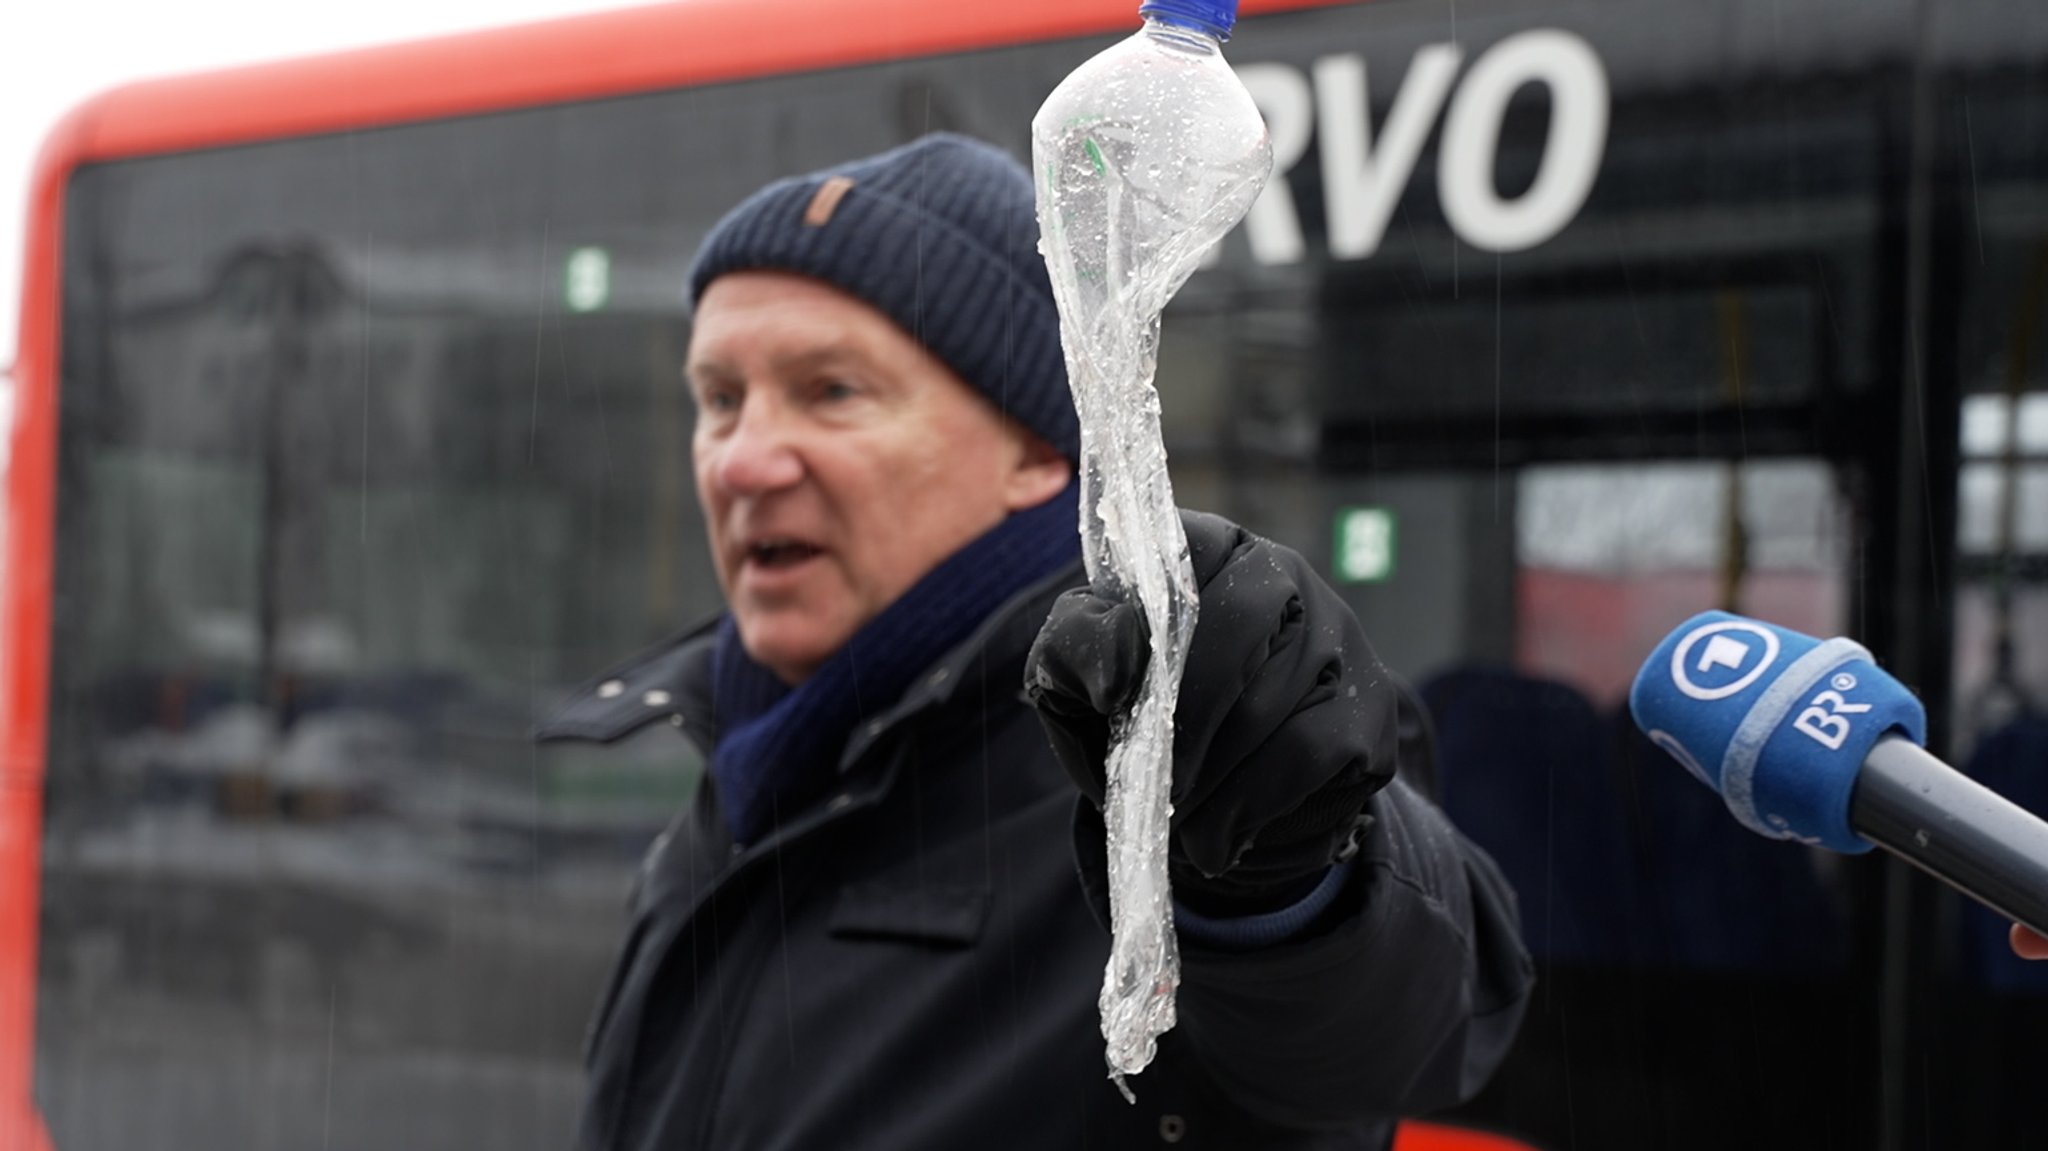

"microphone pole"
[1854, 737, 2048, 939]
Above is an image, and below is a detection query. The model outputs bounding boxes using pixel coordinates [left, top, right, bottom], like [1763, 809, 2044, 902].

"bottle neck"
[1140, 15, 1223, 55]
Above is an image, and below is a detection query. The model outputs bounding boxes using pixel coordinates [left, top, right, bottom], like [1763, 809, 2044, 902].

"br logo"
[1792, 672, 1872, 751]
[1668, 620, 1781, 702]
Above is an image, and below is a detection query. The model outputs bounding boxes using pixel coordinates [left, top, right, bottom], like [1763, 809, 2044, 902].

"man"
[539, 133, 1532, 1150]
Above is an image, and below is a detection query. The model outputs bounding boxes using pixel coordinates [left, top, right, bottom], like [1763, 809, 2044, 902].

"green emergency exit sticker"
[565, 247, 611, 313]
[1335, 506, 1396, 584]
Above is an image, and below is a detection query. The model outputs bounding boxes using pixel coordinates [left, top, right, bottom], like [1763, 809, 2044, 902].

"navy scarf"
[709, 483, 1080, 845]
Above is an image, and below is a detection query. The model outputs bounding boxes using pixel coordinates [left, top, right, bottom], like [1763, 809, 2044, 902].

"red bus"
[9, 0, 2048, 1147]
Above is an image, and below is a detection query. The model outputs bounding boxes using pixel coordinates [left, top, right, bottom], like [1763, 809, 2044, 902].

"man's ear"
[1004, 428, 1074, 511]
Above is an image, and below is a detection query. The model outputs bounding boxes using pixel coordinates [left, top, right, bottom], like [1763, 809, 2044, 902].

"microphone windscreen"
[1628, 611, 1925, 853]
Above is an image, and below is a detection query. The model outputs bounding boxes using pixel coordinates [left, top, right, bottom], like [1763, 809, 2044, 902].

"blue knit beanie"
[687, 133, 1078, 463]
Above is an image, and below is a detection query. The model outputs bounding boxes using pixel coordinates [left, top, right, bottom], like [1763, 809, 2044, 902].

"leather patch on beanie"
[804, 176, 856, 227]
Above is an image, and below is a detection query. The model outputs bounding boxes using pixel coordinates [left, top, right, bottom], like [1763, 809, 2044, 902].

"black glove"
[1025, 510, 1399, 917]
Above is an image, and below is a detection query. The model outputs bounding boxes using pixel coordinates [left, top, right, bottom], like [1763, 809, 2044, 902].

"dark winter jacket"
[537, 563, 1533, 1150]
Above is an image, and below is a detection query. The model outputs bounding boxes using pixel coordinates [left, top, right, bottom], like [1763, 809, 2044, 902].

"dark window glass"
[1940, 44, 2048, 1145]
[40, 0, 2037, 1145]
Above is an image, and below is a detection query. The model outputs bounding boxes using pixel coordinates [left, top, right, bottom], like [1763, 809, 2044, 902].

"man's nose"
[710, 399, 806, 495]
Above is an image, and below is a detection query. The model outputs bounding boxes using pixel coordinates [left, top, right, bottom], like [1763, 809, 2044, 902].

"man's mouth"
[746, 539, 824, 570]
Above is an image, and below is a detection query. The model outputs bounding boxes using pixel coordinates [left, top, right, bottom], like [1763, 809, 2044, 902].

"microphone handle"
[1851, 737, 2048, 940]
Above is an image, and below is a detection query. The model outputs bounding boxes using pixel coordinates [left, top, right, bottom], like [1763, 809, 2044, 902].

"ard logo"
[1669, 621, 1781, 702]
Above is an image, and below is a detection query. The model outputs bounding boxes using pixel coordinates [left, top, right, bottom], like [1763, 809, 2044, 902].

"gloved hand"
[1025, 510, 1399, 917]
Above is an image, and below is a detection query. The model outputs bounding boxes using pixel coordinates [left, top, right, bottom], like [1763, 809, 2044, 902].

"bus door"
[1933, 19, 2048, 1141]
[1139, 1, 1942, 1146]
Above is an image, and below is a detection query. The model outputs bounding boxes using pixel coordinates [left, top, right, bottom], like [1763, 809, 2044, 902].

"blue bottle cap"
[1139, 0, 1239, 41]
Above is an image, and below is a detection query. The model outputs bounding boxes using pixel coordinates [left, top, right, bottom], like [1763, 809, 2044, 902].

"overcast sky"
[0, 0, 651, 377]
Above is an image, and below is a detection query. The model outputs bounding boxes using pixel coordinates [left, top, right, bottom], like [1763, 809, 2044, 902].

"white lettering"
[1438, 29, 1609, 253]
[1793, 690, 1873, 752]
[1316, 46, 1464, 260]
[1811, 690, 1872, 716]
[1794, 707, 1852, 751]
[1238, 63, 1315, 266]
[1223, 29, 1610, 266]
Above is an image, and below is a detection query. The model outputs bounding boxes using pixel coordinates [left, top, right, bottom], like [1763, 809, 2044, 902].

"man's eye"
[701, 389, 741, 413]
[817, 379, 860, 403]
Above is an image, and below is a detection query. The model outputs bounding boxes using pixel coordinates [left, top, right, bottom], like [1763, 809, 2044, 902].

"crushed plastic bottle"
[1031, 0, 1273, 1096]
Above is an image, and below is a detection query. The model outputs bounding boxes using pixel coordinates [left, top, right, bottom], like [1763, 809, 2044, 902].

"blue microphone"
[1631, 611, 2048, 938]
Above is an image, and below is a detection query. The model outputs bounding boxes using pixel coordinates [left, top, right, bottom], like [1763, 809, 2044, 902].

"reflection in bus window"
[1518, 460, 1850, 706]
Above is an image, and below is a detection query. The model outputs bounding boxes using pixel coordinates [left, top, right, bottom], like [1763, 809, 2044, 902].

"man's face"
[687, 272, 1071, 684]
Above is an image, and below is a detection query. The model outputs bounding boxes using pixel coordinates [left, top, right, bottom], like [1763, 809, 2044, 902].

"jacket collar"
[532, 618, 719, 749]
[835, 558, 1083, 768]
[535, 559, 1084, 764]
